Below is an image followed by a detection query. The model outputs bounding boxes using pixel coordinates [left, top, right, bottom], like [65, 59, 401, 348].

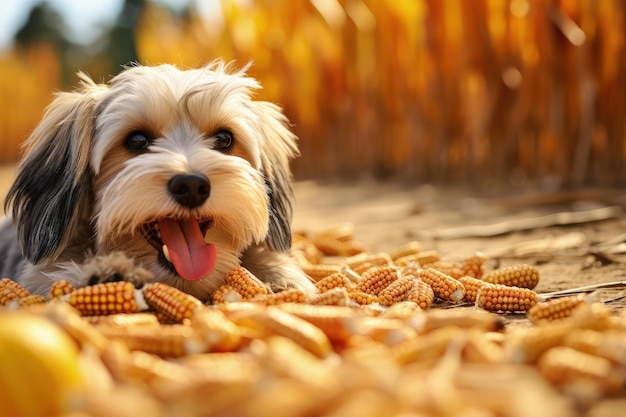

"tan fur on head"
[2, 60, 315, 301]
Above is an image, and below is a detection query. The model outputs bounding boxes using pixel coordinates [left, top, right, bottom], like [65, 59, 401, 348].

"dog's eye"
[213, 130, 234, 151]
[125, 131, 151, 152]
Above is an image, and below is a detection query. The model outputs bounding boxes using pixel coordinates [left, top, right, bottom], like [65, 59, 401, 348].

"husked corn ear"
[15, 294, 46, 306]
[392, 326, 463, 365]
[0, 278, 30, 298]
[142, 282, 203, 322]
[459, 276, 488, 302]
[348, 291, 378, 305]
[314, 272, 353, 293]
[377, 277, 414, 307]
[422, 261, 464, 279]
[403, 277, 434, 309]
[67, 282, 146, 316]
[190, 308, 242, 352]
[49, 280, 75, 299]
[463, 330, 505, 364]
[224, 266, 269, 299]
[355, 266, 400, 296]
[482, 264, 539, 290]
[503, 325, 570, 364]
[388, 241, 422, 261]
[0, 288, 21, 306]
[417, 268, 465, 302]
[301, 264, 342, 282]
[475, 284, 539, 312]
[252, 289, 306, 305]
[346, 253, 393, 275]
[212, 284, 242, 304]
[408, 308, 504, 334]
[99, 324, 205, 357]
[86, 313, 160, 327]
[278, 303, 357, 342]
[381, 300, 422, 319]
[306, 287, 351, 306]
[563, 330, 626, 365]
[526, 293, 586, 323]
[461, 252, 487, 278]
[537, 346, 624, 393]
[394, 250, 441, 268]
[357, 317, 417, 346]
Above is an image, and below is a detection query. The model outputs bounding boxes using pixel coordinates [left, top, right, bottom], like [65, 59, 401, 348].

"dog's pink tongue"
[158, 218, 216, 281]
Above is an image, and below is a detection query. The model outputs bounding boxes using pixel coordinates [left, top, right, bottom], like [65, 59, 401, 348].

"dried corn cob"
[394, 250, 441, 268]
[417, 268, 465, 302]
[392, 326, 463, 365]
[381, 300, 422, 319]
[422, 261, 464, 279]
[537, 346, 625, 393]
[0, 278, 30, 298]
[403, 277, 435, 309]
[306, 287, 351, 306]
[389, 241, 422, 261]
[461, 252, 487, 278]
[142, 282, 203, 322]
[251, 288, 306, 305]
[563, 330, 626, 365]
[314, 272, 353, 293]
[482, 264, 539, 290]
[278, 303, 357, 342]
[15, 294, 46, 306]
[99, 324, 205, 357]
[190, 308, 242, 352]
[526, 293, 587, 323]
[357, 317, 416, 346]
[355, 266, 400, 296]
[377, 276, 414, 307]
[301, 264, 342, 282]
[459, 275, 489, 302]
[66, 281, 147, 316]
[503, 325, 570, 364]
[475, 284, 539, 312]
[49, 280, 75, 299]
[212, 284, 242, 304]
[0, 288, 21, 306]
[346, 253, 393, 275]
[224, 266, 269, 299]
[86, 313, 160, 327]
[348, 291, 378, 305]
[463, 330, 505, 364]
[408, 307, 504, 334]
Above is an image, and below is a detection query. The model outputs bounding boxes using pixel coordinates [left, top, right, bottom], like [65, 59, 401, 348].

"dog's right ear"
[4, 75, 107, 264]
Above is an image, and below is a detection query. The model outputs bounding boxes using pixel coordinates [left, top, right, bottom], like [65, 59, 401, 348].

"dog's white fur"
[0, 61, 315, 301]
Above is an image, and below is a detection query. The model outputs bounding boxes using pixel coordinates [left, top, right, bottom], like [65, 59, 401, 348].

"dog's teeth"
[162, 245, 172, 263]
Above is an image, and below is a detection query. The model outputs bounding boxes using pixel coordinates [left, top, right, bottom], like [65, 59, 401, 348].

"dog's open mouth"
[140, 218, 215, 281]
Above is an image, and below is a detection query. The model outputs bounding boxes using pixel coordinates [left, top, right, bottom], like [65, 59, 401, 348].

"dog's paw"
[82, 252, 153, 288]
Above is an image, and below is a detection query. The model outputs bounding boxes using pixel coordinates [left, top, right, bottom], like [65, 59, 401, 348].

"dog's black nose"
[168, 174, 211, 208]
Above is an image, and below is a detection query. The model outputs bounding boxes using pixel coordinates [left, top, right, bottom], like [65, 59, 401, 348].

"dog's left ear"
[253, 101, 299, 253]
[5, 75, 106, 263]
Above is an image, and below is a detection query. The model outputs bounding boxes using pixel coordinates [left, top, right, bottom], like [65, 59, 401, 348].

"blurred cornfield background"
[0, 0, 624, 188]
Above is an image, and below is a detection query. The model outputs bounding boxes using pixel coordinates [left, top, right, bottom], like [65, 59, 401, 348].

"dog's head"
[5, 61, 298, 299]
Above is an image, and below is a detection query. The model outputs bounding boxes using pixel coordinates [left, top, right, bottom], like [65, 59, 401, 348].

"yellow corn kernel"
[345, 253, 393, 275]
[49, 280, 75, 299]
[66, 281, 145, 316]
[301, 263, 342, 282]
[15, 294, 46, 306]
[99, 324, 205, 358]
[408, 307, 505, 334]
[537, 346, 624, 393]
[394, 250, 441, 268]
[252, 288, 306, 305]
[403, 277, 435, 309]
[190, 308, 242, 352]
[278, 303, 357, 343]
[0, 288, 21, 306]
[422, 261, 464, 279]
[377, 276, 414, 307]
[417, 268, 465, 302]
[475, 284, 538, 312]
[314, 272, 353, 293]
[461, 251, 487, 278]
[381, 300, 422, 320]
[142, 282, 204, 322]
[459, 275, 489, 302]
[348, 291, 378, 305]
[86, 313, 160, 327]
[306, 287, 351, 306]
[388, 241, 422, 261]
[224, 266, 269, 299]
[355, 266, 400, 296]
[211, 284, 242, 304]
[526, 294, 587, 323]
[482, 264, 539, 290]
[0, 278, 30, 297]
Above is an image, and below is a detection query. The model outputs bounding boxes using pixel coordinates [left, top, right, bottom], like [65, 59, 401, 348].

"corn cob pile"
[1, 228, 626, 417]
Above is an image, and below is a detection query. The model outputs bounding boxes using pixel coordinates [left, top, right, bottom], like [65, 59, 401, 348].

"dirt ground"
[2, 163, 626, 324]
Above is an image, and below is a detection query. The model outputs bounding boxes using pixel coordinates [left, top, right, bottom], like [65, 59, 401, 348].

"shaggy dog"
[0, 61, 315, 302]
